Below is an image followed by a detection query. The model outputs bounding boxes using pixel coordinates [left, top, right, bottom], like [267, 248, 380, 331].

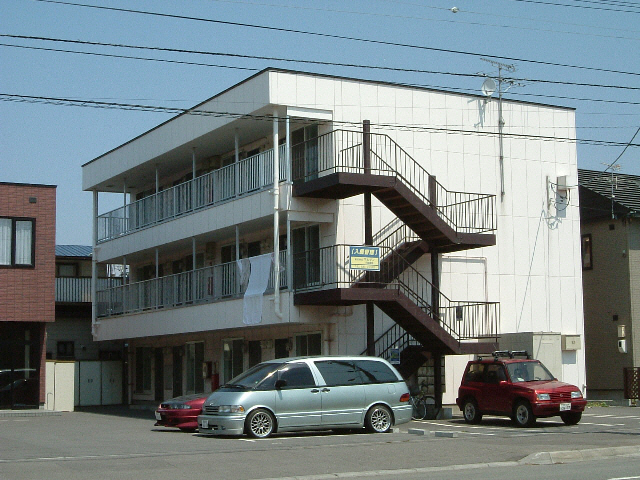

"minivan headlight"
[571, 391, 583, 399]
[218, 405, 245, 413]
[537, 393, 551, 401]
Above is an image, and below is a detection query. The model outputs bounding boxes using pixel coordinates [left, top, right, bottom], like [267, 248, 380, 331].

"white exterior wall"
[85, 70, 585, 404]
[269, 71, 585, 401]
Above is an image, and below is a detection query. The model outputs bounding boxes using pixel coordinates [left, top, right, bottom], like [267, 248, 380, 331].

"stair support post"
[434, 351, 443, 412]
[363, 120, 375, 355]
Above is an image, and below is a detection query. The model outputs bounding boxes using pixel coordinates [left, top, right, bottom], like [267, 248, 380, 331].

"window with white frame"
[0, 217, 35, 267]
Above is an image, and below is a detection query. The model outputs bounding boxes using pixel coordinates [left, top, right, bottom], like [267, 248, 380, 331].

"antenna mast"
[480, 58, 518, 200]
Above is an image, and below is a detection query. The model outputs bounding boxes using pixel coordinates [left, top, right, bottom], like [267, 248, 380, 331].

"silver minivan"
[197, 356, 412, 438]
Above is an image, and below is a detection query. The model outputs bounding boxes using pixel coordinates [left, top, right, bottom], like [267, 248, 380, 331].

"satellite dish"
[481, 78, 496, 97]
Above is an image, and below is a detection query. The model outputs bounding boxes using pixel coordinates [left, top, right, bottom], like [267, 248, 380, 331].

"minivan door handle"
[321, 388, 330, 393]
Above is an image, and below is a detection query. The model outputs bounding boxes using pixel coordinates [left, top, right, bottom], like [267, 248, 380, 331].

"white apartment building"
[82, 69, 586, 406]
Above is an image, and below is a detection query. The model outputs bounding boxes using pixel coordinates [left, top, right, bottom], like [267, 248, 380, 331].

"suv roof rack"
[477, 350, 531, 360]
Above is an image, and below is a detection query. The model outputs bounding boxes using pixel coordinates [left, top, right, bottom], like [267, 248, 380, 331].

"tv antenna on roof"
[479, 58, 522, 200]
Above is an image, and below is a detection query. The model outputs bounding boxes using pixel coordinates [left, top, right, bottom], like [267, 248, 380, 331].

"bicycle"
[410, 383, 439, 420]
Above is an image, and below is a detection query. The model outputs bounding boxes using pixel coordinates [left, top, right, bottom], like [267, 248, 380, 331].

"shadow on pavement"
[75, 405, 156, 420]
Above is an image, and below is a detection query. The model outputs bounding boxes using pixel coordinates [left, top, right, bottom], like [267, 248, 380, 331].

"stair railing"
[292, 245, 499, 342]
[291, 130, 496, 234]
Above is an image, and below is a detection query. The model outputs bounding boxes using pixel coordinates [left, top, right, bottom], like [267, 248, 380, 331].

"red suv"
[456, 351, 586, 427]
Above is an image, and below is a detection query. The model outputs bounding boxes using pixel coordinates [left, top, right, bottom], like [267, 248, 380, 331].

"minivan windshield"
[221, 362, 284, 390]
[506, 361, 555, 383]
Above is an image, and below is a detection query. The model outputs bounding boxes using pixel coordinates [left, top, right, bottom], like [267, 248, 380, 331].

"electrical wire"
[2, 93, 638, 149]
[31, 0, 640, 77]
[509, 0, 640, 14]
[202, 0, 640, 41]
[2, 35, 639, 91]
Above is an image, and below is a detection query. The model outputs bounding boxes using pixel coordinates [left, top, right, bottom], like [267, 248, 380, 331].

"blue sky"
[1, 0, 638, 245]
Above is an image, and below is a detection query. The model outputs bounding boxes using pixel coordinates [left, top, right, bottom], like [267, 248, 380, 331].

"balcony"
[97, 144, 288, 243]
[96, 251, 287, 317]
[55, 277, 123, 303]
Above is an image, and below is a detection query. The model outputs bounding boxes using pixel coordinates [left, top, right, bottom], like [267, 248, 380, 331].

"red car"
[456, 351, 587, 427]
[154, 394, 208, 432]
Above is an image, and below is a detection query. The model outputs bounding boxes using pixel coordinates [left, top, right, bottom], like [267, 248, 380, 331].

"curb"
[0, 410, 62, 418]
[519, 445, 640, 465]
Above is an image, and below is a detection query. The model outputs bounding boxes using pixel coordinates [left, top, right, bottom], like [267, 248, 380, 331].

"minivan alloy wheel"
[365, 405, 392, 433]
[246, 409, 275, 438]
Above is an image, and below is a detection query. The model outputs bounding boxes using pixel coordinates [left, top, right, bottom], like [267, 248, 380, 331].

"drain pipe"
[273, 109, 283, 319]
[91, 189, 98, 339]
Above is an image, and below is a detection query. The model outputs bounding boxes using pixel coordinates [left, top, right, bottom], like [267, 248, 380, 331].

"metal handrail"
[96, 251, 287, 317]
[97, 144, 288, 243]
[291, 130, 496, 234]
[292, 245, 499, 342]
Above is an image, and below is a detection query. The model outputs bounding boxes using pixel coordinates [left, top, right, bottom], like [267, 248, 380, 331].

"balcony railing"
[291, 130, 496, 235]
[97, 144, 288, 243]
[96, 251, 287, 317]
[55, 277, 123, 303]
[293, 245, 499, 342]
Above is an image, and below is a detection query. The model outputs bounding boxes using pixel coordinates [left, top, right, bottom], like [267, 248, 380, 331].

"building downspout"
[273, 109, 283, 319]
[91, 189, 98, 339]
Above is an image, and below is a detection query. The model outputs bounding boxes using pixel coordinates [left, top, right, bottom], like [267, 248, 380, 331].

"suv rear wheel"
[462, 398, 482, 424]
[513, 400, 535, 427]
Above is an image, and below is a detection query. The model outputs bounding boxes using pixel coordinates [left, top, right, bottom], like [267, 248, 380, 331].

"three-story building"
[83, 69, 586, 406]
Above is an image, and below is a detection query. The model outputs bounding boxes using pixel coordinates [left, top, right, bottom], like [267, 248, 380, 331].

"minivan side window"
[277, 362, 316, 389]
[314, 360, 362, 386]
[353, 360, 398, 384]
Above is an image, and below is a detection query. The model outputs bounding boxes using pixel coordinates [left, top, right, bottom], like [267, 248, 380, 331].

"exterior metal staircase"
[292, 129, 497, 253]
[291, 128, 499, 366]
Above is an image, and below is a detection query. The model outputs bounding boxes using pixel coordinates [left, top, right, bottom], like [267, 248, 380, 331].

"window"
[0, 217, 35, 267]
[277, 363, 316, 389]
[353, 360, 398, 384]
[464, 363, 484, 383]
[57, 263, 77, 277]
[314, 360, 362, 386]
[292, 225, 320, 288]
[248, 340, 262, 368]
[223, 339, 244, 382]
[57, 341, 75, 359]
[135, 347, 153, 393]
[186, 342, 204, 394]
[484, 364, 507, 384]
[295, 333, 321, 356]
[581, 234, 593, 270]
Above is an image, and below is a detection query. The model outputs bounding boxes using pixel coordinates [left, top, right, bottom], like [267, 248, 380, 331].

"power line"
[373, 0, 639, 34]
[2, 93, 638, 148]
[3, 41, 639, 107]
[509, 0, 640, 14]
[202, 0, 640, 41]
[3, 35, 639, 91]
[31, 0, 640, 77]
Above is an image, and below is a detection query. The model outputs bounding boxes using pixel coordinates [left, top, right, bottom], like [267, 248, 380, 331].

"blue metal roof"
[55, 245, 92, 257]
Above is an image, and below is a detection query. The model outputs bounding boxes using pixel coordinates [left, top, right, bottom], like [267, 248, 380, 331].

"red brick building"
[0, 182, 56, 409]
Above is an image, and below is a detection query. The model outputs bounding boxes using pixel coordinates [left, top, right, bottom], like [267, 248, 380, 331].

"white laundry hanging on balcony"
[237, 253, 273, 325]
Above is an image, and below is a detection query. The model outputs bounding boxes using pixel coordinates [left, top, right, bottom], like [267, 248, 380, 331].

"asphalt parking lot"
[1, 406, 639, 480]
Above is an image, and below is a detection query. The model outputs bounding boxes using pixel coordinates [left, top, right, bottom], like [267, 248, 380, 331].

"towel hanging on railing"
[238, 253, 273, 325]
